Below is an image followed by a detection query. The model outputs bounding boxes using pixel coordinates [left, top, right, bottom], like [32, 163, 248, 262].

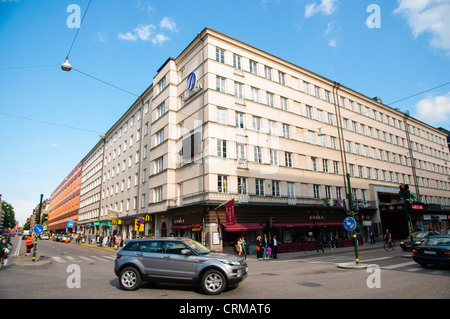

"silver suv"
[114, 237, 247, 295]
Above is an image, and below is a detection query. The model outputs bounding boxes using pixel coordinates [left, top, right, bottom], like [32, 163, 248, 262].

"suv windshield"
[183, 238, 211, 255]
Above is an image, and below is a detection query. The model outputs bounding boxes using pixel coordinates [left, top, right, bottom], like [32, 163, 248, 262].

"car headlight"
[222, 260, 241, 266]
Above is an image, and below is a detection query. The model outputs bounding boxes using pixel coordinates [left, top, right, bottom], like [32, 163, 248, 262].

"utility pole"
[32, 194, 43, 263]
[346, 174, 359, 265]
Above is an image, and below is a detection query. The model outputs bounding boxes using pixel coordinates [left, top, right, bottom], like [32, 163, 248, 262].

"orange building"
[48, 163, 82, 232]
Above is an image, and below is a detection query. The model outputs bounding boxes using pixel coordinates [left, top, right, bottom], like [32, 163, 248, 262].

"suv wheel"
[201, 269, 226, 295]
[119, 266, 142, 291]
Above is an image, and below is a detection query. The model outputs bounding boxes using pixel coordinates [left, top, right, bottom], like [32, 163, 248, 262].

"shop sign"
[225, 199, 236, 226]
[182, 73, 202, 102]
[412, 204, 424, 210]
[145, 214, 153, 222]
[173, 217, 186, 224]
[309, 213, 324, 220]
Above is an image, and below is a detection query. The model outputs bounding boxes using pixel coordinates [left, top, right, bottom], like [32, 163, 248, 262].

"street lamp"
[61, 58, 72, 72]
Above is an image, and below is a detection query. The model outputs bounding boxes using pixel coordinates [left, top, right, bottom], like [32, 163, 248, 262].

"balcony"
[166, 191, 377, 209]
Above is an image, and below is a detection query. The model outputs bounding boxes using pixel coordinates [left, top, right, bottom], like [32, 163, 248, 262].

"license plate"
[424, 251, 436, 255]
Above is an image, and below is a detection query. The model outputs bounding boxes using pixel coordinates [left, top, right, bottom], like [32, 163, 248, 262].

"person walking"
[316, 234, 324, 253]
[25, 235, 34, 256]
[369, 230, 376, 245]
[241, 237, 247, 260]
[263, 234, 270, 260]
[271, 235, 278, 259]
[256, 236, 263, 260]
[329, 232, 336, 250]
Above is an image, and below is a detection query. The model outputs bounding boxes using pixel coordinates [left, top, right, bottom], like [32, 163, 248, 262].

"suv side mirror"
[181, 249, 192, 256]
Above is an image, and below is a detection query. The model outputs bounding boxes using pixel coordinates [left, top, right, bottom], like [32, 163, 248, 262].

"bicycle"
[384, 240, 396, 251]
[0, 249, 9, 270]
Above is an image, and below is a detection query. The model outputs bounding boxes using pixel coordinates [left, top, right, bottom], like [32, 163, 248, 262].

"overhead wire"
[65, 0, 93, 60]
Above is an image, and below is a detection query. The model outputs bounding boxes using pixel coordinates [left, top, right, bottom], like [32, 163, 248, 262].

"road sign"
[33, 224, 44, 234]
[343, 217, 356, 231]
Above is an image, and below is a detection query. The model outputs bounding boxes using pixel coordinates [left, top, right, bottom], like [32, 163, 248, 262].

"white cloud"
[160, 17, 177, 32]
[118, 17, 176, 46]
[152, 34, 170, 46]
[328, 38, 338, 47]
[305, 0, 338, 18]
[394, 0, 450, 54]
[414, 92, 450, 125]
[118, 31, 138, 42]
[134, 24, 156, 41]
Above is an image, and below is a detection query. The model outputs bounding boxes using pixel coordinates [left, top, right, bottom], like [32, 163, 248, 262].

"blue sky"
[1, 0, 449, 225]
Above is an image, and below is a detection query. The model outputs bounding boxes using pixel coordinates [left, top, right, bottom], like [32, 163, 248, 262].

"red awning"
[171, 224, 201, 230]
[222, 223, 264, 232]
[274, 222, 315, 228]
[314, 222, 343, 227]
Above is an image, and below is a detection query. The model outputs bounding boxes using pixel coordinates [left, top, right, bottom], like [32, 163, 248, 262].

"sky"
[1, 0, 449, 226]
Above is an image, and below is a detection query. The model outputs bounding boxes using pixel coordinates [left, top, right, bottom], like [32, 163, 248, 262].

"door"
[140, 240, 165, 277]
[160, 241, 201, 280]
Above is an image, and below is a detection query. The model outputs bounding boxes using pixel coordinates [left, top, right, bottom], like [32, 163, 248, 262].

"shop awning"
[273, 222, 315, 228]
[171, 224, 201, 230]
[314, 222, 343, 227]
[222, 223, 264, 232]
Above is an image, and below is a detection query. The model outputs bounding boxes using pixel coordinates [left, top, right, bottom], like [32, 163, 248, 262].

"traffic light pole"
[346, 174, 359, 265]
[32, 194, 43, 263]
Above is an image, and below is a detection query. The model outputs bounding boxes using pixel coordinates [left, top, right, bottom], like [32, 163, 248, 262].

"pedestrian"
[329, 232, 336, 250]
[369, 230, 376, 245]
[263, 234, 270, 260]
[316, 234, 324, 253]
[271, 235, 278, 259]
[236, 238, 242, 256]
[241, 237, 247, 260]
[256, 236, 263, 260]
[26, 235, 33, 256]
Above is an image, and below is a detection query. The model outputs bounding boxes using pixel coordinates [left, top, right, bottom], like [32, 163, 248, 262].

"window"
[264, 66, 272, 80]
[251, 87, 259, 102]
[312, 157, 318, 171]
[154, 187, 162, 203]
[266, 92, 274, 107]
[252, 116, 261, 132]
[235, 112, 245, 129]
[315, 86, 320, 98]
[217, 140, 227, 158]
[313, 185, 320, 199]
[254, 146, 263, 163]
[155, 157, 163, 173]
[238, 177, 248, 194]
[282, 124, 290, 139]
[285, 152, 293, 167]
[255, 179, 265, 196]
[233, 54, 242, 70]
[268, 120, 277, 135]
[218, 175, 228, 193]
[306, 105, 313, 119]
[216, 48, 225, 63]
[278, 72, 286, 85]
[280, 97, 288, 111]
[156, 129, 164, 145]
[234, 82, 244, 100]
[216, 76, 225, 92]
[323, 159, 329, 173]
[287, 182, 295, 198]
[237, 143, 246, 160]
[249, 60, 257, 75]
[156, 103, 165, 120]
[217, 107, 227, 125]
[272, 181, 281, 196]
[270, 149, 278, 165]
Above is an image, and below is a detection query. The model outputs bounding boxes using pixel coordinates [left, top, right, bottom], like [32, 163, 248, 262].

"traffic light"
[135, 219, 140, 231]
[399, 184, 410, 200]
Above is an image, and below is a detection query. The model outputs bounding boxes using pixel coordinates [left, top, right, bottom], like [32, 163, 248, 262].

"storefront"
[170, 210, 203, 243]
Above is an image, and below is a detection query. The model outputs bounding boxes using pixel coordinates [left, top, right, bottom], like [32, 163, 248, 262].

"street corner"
[13, 255, 52, 267]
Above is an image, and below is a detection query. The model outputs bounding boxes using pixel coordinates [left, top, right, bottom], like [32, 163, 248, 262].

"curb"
[80, 243, 118, 253]
[13, 256, 52, 267]
[337, 262, 370, 269]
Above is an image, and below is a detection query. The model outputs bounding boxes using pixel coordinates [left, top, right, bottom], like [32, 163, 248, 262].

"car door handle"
[163, 255, 171, 259]
[136, 253, 143, 257]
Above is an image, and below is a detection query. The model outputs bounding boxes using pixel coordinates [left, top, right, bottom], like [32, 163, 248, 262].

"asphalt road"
[1, 236, 449, 302]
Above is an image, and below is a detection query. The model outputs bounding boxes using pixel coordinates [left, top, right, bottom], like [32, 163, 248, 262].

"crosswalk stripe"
[52, 256, 66, 263]
[382, 261, 416, 270]
[66, 256, 82, 263]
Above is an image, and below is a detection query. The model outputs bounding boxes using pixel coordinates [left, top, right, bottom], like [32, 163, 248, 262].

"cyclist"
[383, 229, 392, 249]
[1, 236, 13, 260]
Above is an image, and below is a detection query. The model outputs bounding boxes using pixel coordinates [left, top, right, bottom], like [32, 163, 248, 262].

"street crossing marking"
[52, 256, 66, 263]
[382, 261, 416, 270]
[48, 255, 115, 263]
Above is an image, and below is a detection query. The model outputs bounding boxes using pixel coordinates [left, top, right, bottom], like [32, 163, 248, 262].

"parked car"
[40, 233, 49, 240]
[114, 237, 248, 295]
[400, 231, 440, 251]
[412, 235, 450, 267]
[441, 229, 450, 236]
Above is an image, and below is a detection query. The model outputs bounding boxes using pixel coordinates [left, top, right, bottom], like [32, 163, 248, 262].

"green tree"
[1, 201, 17, 229]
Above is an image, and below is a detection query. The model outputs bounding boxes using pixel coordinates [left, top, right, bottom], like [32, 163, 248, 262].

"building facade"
[48, 163, 82, 232]
[66, 28, 449, 250]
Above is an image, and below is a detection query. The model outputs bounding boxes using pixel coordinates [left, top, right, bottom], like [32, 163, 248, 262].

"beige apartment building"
[76, 28, 450, 251]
